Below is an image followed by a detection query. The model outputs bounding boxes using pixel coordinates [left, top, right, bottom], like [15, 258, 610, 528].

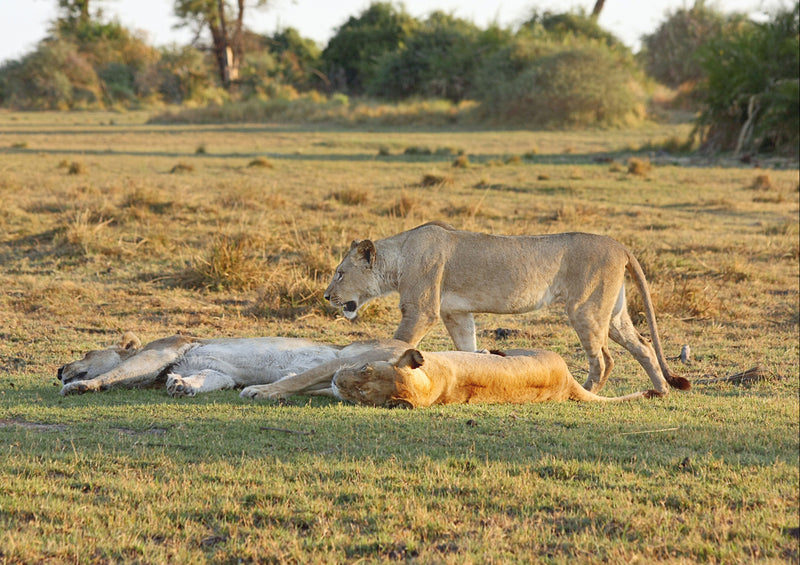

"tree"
[322, 2, 416, 94]
[368, 13, 511, 102]
[174, 0, 268, 88]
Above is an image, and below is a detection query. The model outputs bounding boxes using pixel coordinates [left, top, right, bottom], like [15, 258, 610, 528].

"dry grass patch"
[53, 210, 114, 256]
[170, 162, 195, 173]
[627, 157, 652, 176]
[330, 187, 371, 206]
[383, 193, 425, 218]
[452, 154, 470, 168]
[419, 173, 453, 187]
[67, 161, 87, 175]
[247, 157, 273, 168]
[748, 173, 775, 191]
[178, 233, 266, 291]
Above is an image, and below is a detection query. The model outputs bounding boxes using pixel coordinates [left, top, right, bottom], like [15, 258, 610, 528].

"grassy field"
[0, 110, 798, 563]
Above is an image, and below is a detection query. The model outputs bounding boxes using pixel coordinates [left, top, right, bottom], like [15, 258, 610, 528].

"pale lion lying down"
[331, 348, 660, 408]
[57, 331, 407, 397]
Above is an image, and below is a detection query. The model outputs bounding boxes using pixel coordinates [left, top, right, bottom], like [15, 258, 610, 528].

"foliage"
[0, 38, 103, 109]
[521, 8, 625, 48]
[173, 0, 269, 88]
[368, 12, 512, 102]
[696, 3, 800, 155]
[474, 36, 645, 128]
[321, 1, 417, 94]
[640, 1, 746, 89]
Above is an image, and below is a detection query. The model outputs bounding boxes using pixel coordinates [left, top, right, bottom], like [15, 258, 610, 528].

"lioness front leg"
[167, 370, 237, 397]
[393, 303, 440, 348]
[441, 311, 477, 352]
[60, 379, 101, 395]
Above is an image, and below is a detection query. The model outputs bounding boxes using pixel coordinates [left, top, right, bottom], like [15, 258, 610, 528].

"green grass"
[0, 110, 798, 563]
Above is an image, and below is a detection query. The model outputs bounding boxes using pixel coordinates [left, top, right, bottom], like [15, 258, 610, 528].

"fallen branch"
[693, 365, 772, 386]
[259, 426, 315, 436]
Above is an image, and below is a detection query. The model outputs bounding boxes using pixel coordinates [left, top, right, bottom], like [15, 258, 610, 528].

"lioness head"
[332, 349, 427, 408]
[57, 332, 141, 384]
[324, 239, 383, 320]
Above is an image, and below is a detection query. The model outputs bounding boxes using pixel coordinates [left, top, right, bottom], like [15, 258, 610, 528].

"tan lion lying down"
[331, 348, 660, 408]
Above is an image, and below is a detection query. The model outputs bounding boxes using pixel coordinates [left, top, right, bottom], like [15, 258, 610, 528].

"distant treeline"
[0, 1, 797, 155]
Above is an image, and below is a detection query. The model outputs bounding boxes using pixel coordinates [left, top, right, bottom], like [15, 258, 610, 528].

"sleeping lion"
[332, 348, 660, 408]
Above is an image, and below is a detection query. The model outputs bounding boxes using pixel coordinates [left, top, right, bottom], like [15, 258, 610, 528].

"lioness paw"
[166, 374, 197, 397]
[60, 381, 93, 396]
[240, 384, 286, 400]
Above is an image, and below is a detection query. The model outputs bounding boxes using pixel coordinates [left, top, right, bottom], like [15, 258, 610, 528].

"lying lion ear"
[119, 332, 141, 351]
[397, 349, 425, 369]
[349, 240, 360, 251]
[355, 240, 376, 267]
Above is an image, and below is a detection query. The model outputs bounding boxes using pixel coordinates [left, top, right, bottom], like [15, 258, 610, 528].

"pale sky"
[0, 0, 778, 64]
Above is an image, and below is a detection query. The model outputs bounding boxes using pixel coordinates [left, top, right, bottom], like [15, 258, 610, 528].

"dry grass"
[247, 157, 273, 168]
[330, 187, 371, 205]
[0, 110, 797, 564]
[627, 157, 652, 176]
[67, 161, 87, 175]
[170, 162, 195, 173]
[419, 173, 453, 187]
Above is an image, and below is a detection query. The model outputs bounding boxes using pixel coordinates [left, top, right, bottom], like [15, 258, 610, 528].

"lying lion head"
[332, 349, 428, 408]
[57, 332, 141, 384]
[324, 239, 383, 320]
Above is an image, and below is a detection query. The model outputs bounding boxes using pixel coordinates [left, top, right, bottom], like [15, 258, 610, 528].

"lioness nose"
[323, 292, 330, 301]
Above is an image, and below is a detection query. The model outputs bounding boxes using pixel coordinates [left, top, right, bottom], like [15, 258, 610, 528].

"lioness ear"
[119, 331, 141, 351]
[355, 240, 376, 267]
[397, 349, 425, 370]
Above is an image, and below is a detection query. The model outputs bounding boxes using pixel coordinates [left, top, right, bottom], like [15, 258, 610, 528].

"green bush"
[640, 3, 745, 89]
[696, 3, 799, 155]
[321, 2, 417, 94]
[474, 37, 644, 128]
[520, 9, 624, 48]
[0, 38, 102, 109]
[368, 13, 511, 102]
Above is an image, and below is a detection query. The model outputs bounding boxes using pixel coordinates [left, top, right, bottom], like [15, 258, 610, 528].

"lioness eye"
[336, 271, 343, 281]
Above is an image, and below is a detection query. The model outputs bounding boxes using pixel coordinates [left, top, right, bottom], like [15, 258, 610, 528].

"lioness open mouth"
[342, 301, 358, 320]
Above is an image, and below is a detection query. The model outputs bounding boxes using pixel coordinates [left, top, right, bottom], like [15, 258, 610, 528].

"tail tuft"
[668, 373, 692, 391]
[489, 349, 507, 357]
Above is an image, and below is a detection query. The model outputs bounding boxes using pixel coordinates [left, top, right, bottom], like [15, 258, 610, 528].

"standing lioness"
[324, 222, 690, 395]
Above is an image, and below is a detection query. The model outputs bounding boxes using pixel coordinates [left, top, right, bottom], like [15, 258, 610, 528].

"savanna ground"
[0, 110, 798, 563]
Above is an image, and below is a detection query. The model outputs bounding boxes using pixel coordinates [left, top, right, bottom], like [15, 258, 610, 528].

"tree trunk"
[208, 0, 244, 88]
[591, 0, 606, 19]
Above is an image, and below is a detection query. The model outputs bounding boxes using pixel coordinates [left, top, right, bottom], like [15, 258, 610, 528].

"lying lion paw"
[60, 381, 94, 396]
[240, 384, 286, 400]
[166, 373, 197, 397]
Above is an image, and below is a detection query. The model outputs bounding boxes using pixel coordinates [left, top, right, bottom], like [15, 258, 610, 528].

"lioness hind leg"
[608, 309, 669, 394]
[441, 311, 477, 352]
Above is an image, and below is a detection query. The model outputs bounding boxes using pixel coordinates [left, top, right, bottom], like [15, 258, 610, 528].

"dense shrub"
[640, 3, 745, 89]
[368, 13, 511, 102]
[474, 37, 644, 128]
[520, 9, 624, 48]
[696, 3, 799, 155]
[321, 2, 416, 94]
[0, 38, 103, 109]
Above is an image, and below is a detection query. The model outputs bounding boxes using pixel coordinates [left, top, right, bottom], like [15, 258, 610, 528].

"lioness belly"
[440, 285, 556, 314]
